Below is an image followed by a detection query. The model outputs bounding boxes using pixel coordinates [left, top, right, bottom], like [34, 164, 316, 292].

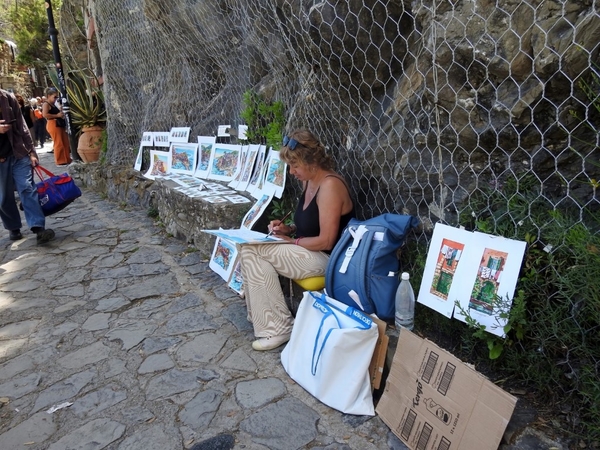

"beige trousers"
[240, 243, 330, 338]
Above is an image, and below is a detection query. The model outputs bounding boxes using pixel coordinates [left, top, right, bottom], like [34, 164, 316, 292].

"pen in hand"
[266, 210, 292, 237]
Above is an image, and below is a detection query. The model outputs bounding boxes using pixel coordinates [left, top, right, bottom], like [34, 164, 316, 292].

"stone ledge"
[68, 162, 253, 257]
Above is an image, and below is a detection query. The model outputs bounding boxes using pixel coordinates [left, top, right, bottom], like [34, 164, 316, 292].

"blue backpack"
[325, 214, 420, 320]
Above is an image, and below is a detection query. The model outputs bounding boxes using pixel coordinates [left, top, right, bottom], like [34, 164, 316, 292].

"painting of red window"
[468, 248, 508, 315]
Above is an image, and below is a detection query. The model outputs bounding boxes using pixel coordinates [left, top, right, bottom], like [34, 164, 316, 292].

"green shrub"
[240, 90, 285, 148]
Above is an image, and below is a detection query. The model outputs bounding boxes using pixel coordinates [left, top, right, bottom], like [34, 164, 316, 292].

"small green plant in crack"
[147, 206, 159, 219]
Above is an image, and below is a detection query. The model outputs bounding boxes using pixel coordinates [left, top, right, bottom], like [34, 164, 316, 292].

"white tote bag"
[281, 291, 379, 415]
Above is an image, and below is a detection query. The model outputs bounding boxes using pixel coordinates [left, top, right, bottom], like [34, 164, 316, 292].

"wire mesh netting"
[61, 0, 600, 436]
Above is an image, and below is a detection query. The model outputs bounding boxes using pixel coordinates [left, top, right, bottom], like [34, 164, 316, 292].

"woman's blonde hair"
[280, 129, 335, 170]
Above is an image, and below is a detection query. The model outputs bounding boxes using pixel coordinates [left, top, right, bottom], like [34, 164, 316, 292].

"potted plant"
[49, 67, 107, 163]
[66, 69, 107, 163]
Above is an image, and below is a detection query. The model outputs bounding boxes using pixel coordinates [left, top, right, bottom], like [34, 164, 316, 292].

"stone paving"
[0, 145, 567, 450]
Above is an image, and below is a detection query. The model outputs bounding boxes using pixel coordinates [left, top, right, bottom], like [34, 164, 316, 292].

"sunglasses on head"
[283, 135, 299, 150]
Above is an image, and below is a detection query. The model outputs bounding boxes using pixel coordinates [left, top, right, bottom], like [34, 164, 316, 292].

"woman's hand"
[267, 220, 293, 236]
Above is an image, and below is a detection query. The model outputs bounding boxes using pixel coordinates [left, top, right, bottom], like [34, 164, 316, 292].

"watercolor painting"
[418, 223, 526, 337]
[430, 238, 465, 301]
[236, 144, 260, 192]
[227, 260, 244, 295]
[194, 136, 217, 179]
[228, 145, 248, 189]
[468, 247, 508, 315]
[247, 146, 267, 199]
[134, 144, 144, 171]
[241, 192, 273, 230]
[209, 237, 239, 282]
[141, 131, 154, 146]
[143, 150, 170, 180]
[169, 143, 198, 175]
[154, 132, 170, 147]
[169, 127, 191, 143]
[207, 144, 241, 182]
[263, 149, 286, 198]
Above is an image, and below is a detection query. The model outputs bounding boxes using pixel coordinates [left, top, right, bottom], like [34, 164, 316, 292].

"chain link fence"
[66, 0, 600, 437]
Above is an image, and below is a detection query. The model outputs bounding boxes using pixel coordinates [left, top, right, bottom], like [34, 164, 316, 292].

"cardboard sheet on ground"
[377, 330, 517, 450]
[417, 223, 526, 337]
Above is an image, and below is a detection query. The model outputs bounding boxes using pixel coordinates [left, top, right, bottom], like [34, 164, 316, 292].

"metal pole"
[45, 0, 80, 161]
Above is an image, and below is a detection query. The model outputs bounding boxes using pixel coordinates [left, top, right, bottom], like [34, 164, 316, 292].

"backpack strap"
[339, 224, 369, 273]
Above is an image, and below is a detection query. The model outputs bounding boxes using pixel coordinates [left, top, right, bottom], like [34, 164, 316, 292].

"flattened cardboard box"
[377, 330, 517, 450]
[368, 316, 388, 390]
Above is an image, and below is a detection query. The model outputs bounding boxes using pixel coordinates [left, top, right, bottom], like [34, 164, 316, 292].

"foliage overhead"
[7, 0, 62, 66]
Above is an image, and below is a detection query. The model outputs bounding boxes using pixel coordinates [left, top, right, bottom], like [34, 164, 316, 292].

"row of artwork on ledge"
[133, 127, 286, 205]
[134, 127, 289, 296]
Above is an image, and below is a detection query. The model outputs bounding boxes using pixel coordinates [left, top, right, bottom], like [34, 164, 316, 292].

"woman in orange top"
[42, 87, 72, 166]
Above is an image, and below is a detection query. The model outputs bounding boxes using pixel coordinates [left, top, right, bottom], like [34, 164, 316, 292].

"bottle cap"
[401, 272, 410, 280]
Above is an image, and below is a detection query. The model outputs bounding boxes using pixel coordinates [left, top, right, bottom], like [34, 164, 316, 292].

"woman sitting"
[241, 129, 355, 351]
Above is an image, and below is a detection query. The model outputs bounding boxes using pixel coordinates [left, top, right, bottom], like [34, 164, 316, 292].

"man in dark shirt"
[0, 89, 55, 243]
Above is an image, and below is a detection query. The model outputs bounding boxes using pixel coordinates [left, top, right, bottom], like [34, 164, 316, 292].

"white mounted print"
[194, 136, 217, 179]
[169, 143, 198, 175]
[169, 127, 191, 143]
[143, 150, 170, 180]
[154, 132, 170, 148]
[207, 144, 241, 182]
[236, 144, 261, 192]
[262, 148, 287, 198]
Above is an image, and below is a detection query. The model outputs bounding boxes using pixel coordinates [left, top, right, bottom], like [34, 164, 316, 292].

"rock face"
[74, 0, 599, 225]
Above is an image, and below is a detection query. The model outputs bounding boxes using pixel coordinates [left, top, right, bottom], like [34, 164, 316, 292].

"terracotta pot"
[77, 125, 105, 163]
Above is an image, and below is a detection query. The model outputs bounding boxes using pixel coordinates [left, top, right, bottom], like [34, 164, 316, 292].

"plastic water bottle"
[395, 272, 415, 330]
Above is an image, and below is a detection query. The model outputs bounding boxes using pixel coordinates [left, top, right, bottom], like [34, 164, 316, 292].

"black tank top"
[294, 175, 354, 246]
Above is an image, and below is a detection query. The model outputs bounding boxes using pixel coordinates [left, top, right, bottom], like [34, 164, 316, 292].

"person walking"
[42, 87, 71, 166]
[15, 94, 36, 138]
[0, 89, 55, 243]
[33, 97, 46, 148]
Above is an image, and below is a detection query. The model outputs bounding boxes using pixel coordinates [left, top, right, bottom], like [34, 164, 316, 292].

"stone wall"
[69, 162, 253, 257]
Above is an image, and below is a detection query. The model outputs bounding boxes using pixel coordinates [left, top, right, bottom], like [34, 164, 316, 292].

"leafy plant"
[49, 67, 107, 129]
[454, 289, 527, 359]
[268, 197, 295, 225]
[240, 90, 285, 149]
[7, 0, 60, 66]
[449, 172, 600, 439]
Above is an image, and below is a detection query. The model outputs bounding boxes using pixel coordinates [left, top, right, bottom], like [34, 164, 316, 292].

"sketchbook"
[202, 228, 286, 245]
